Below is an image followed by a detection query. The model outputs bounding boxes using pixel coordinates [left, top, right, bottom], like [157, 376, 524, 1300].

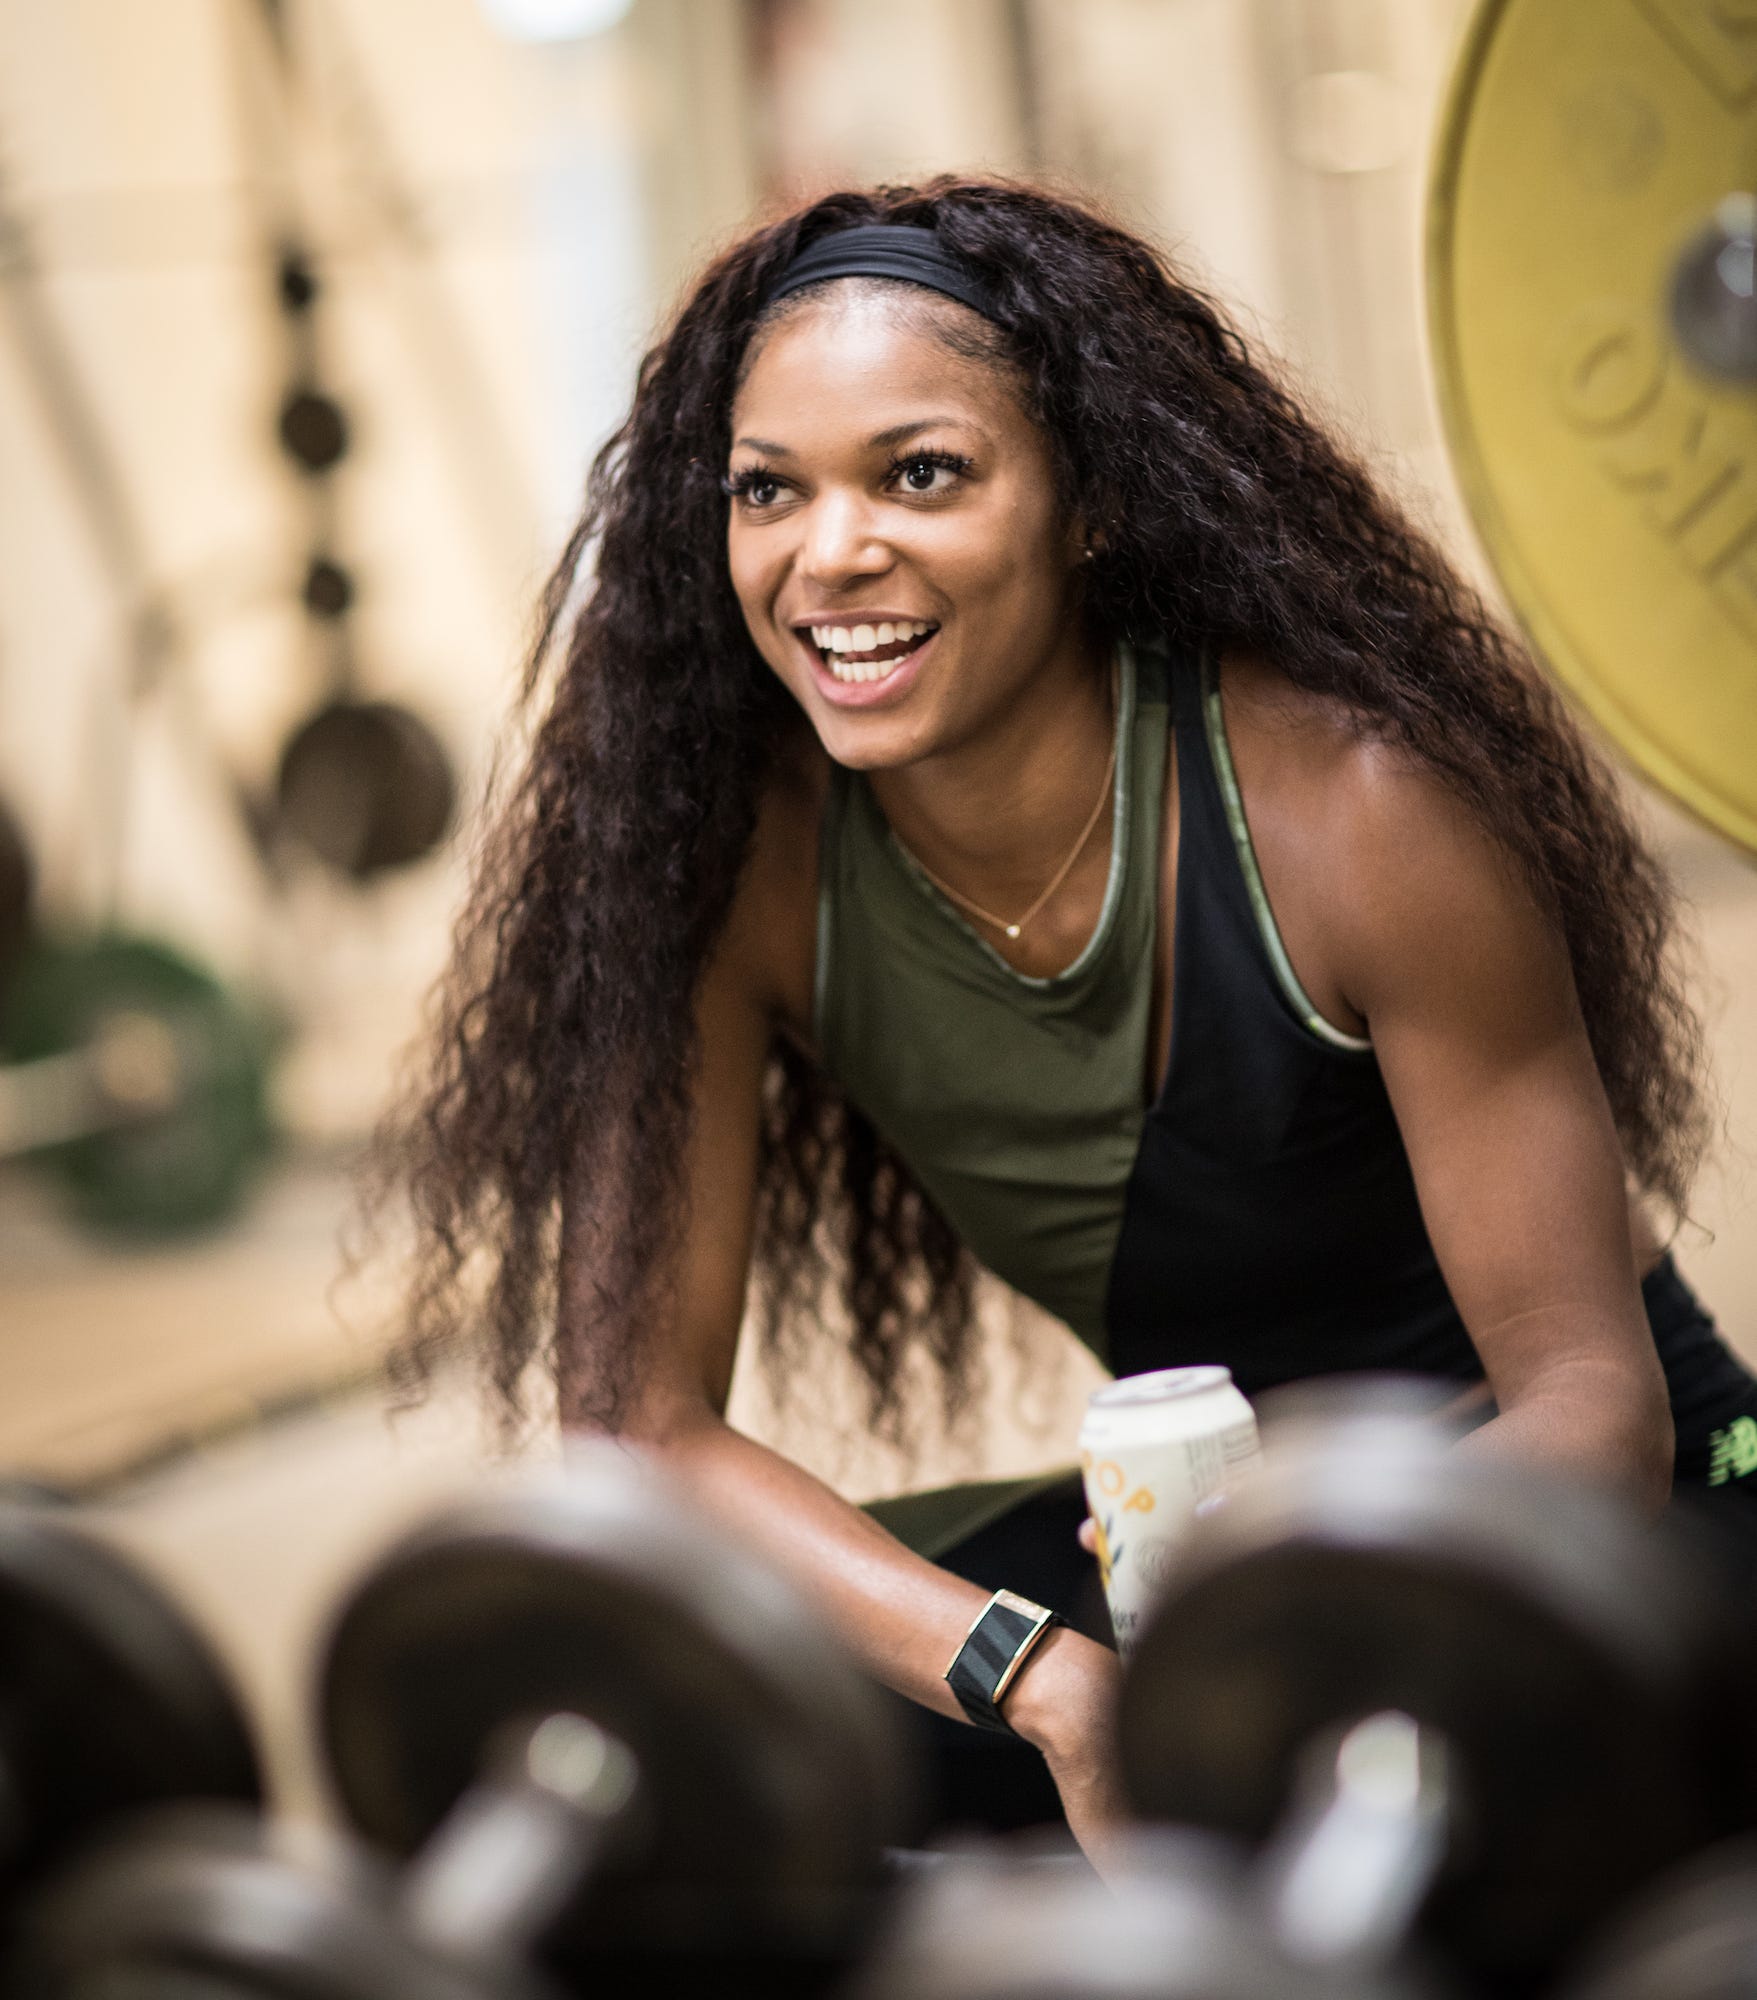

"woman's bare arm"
[556, 766, 1124, 1837]
[1219, 654, 1670, 1505]
[1334, 757, 1669, 1502]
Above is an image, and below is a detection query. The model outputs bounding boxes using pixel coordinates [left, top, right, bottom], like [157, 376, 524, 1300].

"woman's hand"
[998, 1625, 1129, 1872]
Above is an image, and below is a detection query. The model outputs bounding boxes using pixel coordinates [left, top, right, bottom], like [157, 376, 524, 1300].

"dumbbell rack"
[3, 1414, 1754, 2000]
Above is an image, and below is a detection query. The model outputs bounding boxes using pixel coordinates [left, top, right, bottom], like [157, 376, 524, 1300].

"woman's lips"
[797, 625, 939, 709]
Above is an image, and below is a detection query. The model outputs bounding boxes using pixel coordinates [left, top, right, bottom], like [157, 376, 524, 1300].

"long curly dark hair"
[365, 176, 1707, 1444]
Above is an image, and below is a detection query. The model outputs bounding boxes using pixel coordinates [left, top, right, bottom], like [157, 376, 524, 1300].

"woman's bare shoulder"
[1219, 643, 1490, 875]
[1216, 643, 1551, 1037]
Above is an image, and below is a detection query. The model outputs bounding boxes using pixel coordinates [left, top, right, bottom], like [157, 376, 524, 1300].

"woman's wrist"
[994, 1623, 1121, 1764]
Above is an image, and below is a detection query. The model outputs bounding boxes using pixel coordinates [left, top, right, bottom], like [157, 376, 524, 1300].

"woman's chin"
[811, 706, 937, 772]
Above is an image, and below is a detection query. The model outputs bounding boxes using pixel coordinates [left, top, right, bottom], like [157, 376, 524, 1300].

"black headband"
[761, 223, 1000, 324]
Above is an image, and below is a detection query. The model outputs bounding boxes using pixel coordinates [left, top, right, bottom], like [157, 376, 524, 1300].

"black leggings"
[1643, 1253, 1757, 1592]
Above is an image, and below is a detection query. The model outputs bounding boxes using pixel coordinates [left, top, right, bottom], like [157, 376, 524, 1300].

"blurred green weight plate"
[1429, 0, 1757, 851]
[0, 933, 272, 1237]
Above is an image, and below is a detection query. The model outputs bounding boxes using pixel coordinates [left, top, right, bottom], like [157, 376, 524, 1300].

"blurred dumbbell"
[852, 1832, 1435, 2000]
[6, 1456, 911, 1998]
[1115, 1392, 1744, 1993]
[6, 1809, 545, 2000]
[1557, 1840, 1757, 1999]
[0, 933, 271, 1237]
[319, 1459, 910, 1984]
[0, 1502, 262, 1911]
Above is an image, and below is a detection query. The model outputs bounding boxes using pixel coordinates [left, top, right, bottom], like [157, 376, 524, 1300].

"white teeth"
[806, 618, 936, 651]
[806, 616, 939, 679]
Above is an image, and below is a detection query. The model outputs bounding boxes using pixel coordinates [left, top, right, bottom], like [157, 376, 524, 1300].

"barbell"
[0, 933, 271, 1236]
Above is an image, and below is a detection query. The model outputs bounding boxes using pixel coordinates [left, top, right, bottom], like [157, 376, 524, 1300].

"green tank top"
[815, 637, 1169, 1359]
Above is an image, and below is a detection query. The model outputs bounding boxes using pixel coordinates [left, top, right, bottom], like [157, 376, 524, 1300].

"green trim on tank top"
[1199, 654, 1373, 1055]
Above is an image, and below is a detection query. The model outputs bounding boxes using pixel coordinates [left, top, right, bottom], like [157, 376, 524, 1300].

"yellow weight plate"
[1428, 0, 1757, 852]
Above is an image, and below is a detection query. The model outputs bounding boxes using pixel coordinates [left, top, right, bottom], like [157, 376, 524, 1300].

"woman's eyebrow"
[867, 417, 987, 450]
[730, 417, 990, 459]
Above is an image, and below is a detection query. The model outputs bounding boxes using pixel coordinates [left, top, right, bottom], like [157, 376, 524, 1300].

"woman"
[373, 179, 1757, 1856]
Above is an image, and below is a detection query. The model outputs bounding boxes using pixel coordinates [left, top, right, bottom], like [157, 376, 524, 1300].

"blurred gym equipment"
[856, 1395, 1752, 1998]
[238, 0, 542, 579]
[1558, 1840, 1757, 1999]
[274, 699, 455, 882]
[5, 1811, 554, 2000]
[0, 799, 33, 984]
[1428, 0, 1757, 852]
[0, 934, 271, 1236]
[0, 19, 465, 1002]
[0, 1502, 262, 1910]
[4, 1456, 910, 1998]
[236, 14, 459, 887]
[0, 149, 196, 922]
[1114, 1394, 1746, 1992]
[1671, 193, 1757, 387]
[851, 1834, 1433, 2000]
[319, 1458, 909, 1983]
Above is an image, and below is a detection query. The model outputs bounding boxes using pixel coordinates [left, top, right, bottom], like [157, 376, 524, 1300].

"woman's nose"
[799, 492, 892, 588]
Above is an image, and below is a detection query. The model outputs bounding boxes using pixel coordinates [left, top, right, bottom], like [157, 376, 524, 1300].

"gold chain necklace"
[901, 692, 1120, 943]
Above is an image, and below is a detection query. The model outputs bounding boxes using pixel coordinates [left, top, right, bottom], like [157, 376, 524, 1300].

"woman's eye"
[725, 467, 786, 507]
[897, 456, 955, 493]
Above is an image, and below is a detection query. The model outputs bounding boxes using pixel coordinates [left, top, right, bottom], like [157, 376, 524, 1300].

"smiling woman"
[724, 272, 1106, 855]
[364, 179, 1757, 1852]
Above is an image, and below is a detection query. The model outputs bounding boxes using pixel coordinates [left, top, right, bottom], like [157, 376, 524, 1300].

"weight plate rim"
[1557, 1838, 1757, 2000]
[1133, 1438, 1707, 1690]
[1424, 0, 1757, 854]
[0, 1509, 264, 1806]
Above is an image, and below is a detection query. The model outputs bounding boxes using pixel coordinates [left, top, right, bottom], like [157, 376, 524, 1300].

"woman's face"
[726, 287, 1087, 771]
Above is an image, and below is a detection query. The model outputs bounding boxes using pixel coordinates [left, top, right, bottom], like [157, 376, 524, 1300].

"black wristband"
[943, 1589, 1064, 1735]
